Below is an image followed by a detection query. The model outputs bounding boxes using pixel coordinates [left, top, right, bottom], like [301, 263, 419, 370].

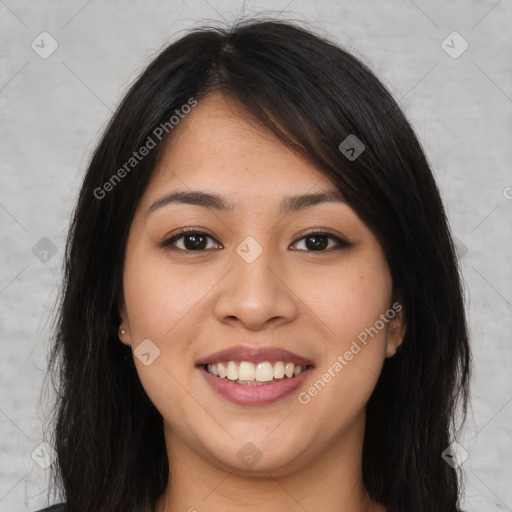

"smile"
[196, 345, 315, 405]
[205, 360, 309, 385]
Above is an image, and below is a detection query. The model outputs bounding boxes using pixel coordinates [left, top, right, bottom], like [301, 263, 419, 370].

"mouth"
[202, 360, 312, 385]
[196, 346, 315, 405]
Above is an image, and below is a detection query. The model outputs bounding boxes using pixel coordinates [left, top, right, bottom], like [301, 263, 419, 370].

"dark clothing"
[34, 505, 66, 512]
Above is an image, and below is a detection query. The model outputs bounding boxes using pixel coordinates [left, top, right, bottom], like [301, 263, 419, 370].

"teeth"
[207, 363, 219, 376]
[273, 361, 285, 379]
[205, 361, 308, 382]
[239, 361, 256, 381]
[217, 362, 227, 379]
[284, 362, 295, 378]
[256, 362, 274, 382]
[226, 361, 238, 380]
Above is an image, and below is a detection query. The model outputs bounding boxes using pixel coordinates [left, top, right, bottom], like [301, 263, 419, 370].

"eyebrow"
[145, 189, 346, 217]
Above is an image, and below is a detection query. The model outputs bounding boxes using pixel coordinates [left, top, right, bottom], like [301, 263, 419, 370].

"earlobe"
[386, 303, 407, 358]
[118, 300, 132, 346]
[118, 324, 132, 346]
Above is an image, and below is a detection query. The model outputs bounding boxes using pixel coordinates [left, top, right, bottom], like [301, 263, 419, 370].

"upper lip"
[196, 345, 314, 367]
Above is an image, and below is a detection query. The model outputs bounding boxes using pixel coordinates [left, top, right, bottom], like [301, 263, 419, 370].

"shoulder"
[33, 504, 66, 512]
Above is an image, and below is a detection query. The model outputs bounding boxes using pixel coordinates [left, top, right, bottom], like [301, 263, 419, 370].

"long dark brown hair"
[43, 18, 472, 512]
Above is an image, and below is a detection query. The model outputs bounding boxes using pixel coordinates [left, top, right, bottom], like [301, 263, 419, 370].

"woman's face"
[119, 93, 405, 475]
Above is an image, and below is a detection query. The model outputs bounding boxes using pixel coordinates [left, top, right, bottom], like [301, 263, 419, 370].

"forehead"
[143, 93, 336, 203]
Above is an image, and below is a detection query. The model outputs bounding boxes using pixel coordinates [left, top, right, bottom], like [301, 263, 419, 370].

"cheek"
[123, 248, 209, 341]
[122, 250, 204, 420]
[293, 256, 392, 349]
[292, 255, 392, 411]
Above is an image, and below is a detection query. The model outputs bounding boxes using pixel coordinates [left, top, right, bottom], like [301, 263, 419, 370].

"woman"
[37, 18, 471, 512]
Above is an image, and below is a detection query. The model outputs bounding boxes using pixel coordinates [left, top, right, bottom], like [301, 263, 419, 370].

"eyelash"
[161, 228, 351, 253]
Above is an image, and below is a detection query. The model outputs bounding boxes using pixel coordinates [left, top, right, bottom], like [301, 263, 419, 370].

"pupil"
[185, 234, 206, 250]
[306, 235, 327, 251]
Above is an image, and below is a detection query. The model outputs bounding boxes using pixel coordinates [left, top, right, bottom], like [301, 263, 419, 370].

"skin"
[118, 92, 406, 512]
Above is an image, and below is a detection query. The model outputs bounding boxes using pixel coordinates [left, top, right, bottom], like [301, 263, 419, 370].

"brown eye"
[161, 229, 350, 253]
[291, 231, 350, 252]
[304, 234, 329, 250]
[161, 230, 221, 251]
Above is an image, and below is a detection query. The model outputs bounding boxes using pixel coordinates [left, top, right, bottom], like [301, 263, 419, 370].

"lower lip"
[198, 365, 313, 406]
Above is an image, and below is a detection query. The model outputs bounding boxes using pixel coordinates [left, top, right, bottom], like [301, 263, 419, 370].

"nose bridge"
[212, 235, 298, 328]
[235, 236, 277, 293]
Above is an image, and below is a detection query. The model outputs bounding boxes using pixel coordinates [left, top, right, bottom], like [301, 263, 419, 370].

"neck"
[154, 410, 387, 512]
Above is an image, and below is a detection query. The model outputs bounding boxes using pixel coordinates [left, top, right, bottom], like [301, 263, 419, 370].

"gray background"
[1, 1, 511, 511]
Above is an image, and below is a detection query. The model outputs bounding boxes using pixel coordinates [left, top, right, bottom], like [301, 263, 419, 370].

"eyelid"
[161, 227, 222, 249]
[290, 228, 352, 249]
[161, 227, 352, 252]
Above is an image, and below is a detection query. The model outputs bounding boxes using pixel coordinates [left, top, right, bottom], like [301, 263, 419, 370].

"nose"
[212, 242, 299, 331]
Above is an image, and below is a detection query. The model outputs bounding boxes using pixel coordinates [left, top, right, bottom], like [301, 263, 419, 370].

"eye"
[161, 229, 351, 253]
[290, 231, 350, 252]
[161, 229, 222, 251]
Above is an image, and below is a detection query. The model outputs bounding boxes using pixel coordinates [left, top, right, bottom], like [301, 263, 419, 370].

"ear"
[386, 299, 407, 358]
[118, 296, 132, 347]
